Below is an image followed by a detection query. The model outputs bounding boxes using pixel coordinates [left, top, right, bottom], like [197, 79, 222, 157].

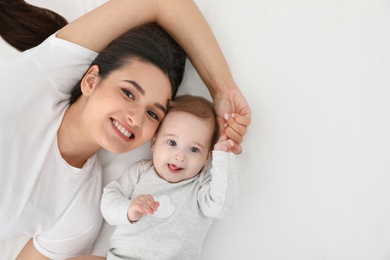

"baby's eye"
[148, 111, 159, 121]
[121, 89, 134, 99]
[167, 140, 176, 146]
[189, 147, 199, 153]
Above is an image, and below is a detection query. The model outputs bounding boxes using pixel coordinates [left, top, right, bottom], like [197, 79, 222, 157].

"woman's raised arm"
[57, 0, 228, 97]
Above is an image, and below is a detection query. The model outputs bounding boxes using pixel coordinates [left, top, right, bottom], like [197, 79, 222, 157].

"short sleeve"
[27, 33, 98, 97]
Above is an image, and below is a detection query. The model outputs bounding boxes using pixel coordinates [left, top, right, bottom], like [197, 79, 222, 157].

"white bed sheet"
[2, 0, 390, 259]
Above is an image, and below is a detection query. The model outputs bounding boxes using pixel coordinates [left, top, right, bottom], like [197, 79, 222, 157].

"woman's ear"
[81, 65, 100, 96]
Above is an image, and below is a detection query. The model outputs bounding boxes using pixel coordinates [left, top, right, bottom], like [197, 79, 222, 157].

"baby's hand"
[214, 134, 234, 152]
[127, 194, 159, 222]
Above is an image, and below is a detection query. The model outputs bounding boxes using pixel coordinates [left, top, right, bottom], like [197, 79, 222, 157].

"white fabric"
[0, 34, 103, 259]
[101, 151, 238, 259]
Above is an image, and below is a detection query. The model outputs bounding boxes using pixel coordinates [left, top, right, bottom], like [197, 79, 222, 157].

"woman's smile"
[111, 119, 134, 142]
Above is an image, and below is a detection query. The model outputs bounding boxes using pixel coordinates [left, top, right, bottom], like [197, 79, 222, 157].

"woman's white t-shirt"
[0, 34, 103, 258]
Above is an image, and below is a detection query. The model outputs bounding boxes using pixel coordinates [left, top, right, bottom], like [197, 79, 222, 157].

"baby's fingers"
[134, 195, 158, 214]
[228, 141, 242, 154]
[214, 134, 234, 152]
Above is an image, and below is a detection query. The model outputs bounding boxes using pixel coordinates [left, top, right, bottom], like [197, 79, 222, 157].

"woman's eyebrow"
[123, 80, 145, 95]
[122, 79, 167, 115]
[155, 103, 167, 115]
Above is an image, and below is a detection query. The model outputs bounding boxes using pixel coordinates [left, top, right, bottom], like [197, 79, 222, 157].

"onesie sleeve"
[197, 151, 239, 218]
[101, 160, 146, 225]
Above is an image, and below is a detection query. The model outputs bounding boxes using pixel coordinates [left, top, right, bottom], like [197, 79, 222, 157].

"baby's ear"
[150, 134, 157, 151]
[205, 150, 212, 164]
[81, 65, 100, 96]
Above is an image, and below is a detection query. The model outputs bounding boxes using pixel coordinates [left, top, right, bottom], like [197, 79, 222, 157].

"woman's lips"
[111, 119, 134, 141]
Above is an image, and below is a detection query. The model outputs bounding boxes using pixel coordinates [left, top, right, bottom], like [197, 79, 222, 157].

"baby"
[101, 94, 239, 259]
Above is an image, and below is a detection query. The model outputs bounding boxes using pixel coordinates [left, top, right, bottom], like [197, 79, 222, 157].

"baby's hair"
[167, 94, 219, 150]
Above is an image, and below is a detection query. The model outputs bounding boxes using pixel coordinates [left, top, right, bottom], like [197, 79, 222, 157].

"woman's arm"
[58, 0, 251, 154]
[17, 239, 106, 260]
[16, 239, 50, 260]
[57, 0, 231, 97]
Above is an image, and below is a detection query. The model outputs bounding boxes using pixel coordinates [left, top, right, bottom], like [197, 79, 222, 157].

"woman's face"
[81, 60, 172, 154]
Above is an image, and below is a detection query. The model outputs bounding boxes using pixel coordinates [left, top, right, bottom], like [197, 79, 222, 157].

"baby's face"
[152, 111, 212, 183]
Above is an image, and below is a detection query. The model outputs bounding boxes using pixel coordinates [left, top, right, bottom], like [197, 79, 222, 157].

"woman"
[0, 0, 251, 258]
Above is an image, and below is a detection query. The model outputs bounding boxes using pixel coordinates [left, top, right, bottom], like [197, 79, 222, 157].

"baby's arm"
[197, 136, 239, 218]
[128, 194, 159, 222]
[101, 161, 145, 225]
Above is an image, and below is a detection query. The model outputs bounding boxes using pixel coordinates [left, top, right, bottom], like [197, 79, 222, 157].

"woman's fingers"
[221, 113, 250, 154]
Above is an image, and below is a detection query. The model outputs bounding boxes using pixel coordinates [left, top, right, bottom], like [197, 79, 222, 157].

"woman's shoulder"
[28, 33, 98, 62]
[26, 33, 98, 95]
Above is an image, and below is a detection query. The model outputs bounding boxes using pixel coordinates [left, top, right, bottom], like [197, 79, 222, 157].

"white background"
[185, 1, 390, 259]
[2, 0, 390, 259]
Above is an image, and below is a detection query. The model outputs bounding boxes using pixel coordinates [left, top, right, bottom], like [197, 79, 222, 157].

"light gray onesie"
[101, 150, 239, 260]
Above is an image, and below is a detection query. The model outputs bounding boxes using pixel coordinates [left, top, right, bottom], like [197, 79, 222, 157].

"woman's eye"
[167, 140, 176, 146]
[189, 147, 199, 153]
[122, 89, 134, 99]
[148, 111, 159, 121]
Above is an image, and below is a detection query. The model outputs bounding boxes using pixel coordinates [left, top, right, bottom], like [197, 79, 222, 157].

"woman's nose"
[126, 110, 143, 127]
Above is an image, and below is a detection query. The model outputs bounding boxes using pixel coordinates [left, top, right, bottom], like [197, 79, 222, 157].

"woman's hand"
[214, 86, 251, 154]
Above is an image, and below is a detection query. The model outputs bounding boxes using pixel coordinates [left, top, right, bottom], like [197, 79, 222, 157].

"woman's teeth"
[113, 120, 132, 138]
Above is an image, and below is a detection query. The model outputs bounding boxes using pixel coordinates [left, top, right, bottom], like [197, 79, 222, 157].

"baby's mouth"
[168, 164, 183, 173]
[112, 119, 133, 139]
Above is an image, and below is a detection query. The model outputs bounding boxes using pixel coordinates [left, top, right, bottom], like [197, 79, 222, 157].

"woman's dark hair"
[0, 0, 68, 51]
[0, 1, 187, 103]
[69, 23, 187, 104]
